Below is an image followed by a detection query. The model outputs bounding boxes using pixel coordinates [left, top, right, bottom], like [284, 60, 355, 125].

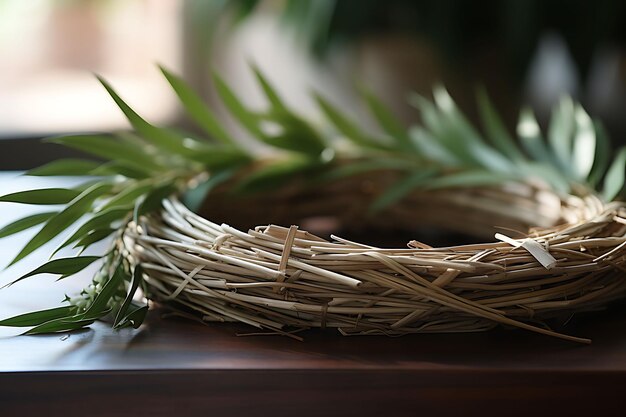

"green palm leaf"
[0, 188, 81, 205]
[160, 65, 235, 145]
[97, 76, 194, 156]
[26, 159, 101, 177]
[8, 256, 101, 286]
[0, 212, 57, 239]
[603, 147, 626, 201]
[476, 88, 525, 162]
[360, 85, 413, 151]
[251, 63, 287, 112]
[212, 72, 264, 138]
[8, 182, 112, 266]
[47, 134, 163, 170]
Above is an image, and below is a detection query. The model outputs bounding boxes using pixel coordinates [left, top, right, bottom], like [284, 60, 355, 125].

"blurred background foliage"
[223, 0, 625, 80]
[1, 0, 625, 168]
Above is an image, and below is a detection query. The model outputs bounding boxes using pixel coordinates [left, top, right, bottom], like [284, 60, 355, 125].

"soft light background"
[0, 0, 624, 143]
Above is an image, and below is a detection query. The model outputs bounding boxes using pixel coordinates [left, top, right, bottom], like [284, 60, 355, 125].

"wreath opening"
[194, 169, 582, 240]
[1, 66, 625, 343]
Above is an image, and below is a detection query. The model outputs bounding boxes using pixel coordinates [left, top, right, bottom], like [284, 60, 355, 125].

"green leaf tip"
[602, 147, 626, 202]
[26, 159, 101, 177]
[212, 71, 264, 138]
[250, 61, 287, 112]
[97, 75, 193, 156]
[0, 211, 57, 239]
[160, 64, 236, 145]
[7, 256, 101, 287]
[0, 188, 81, 205]
[8, 182, 113, 267]
[0, 306, 77, 328]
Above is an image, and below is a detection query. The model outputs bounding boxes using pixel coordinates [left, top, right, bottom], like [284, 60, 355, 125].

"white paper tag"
[495, 233, 557, 270]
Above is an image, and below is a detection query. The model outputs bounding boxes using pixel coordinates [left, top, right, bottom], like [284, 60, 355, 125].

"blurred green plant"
[214, 0, 625, 81]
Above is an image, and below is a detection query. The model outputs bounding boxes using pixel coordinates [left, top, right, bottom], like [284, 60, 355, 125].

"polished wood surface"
[3, 305, 626, 372]
[1, 174, 625, 416]
[2, 309, 626, 416]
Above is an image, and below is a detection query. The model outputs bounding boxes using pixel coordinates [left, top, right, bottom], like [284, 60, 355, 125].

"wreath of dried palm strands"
[121, 171, 626, 344]
[2, 65, 626, 341]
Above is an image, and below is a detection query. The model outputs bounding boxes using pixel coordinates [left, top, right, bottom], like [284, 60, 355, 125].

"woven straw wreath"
[124, 170, 626, 343]
[2, 68, 625, 343]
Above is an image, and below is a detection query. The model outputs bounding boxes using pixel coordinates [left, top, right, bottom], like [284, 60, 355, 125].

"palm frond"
[0, 64, 623, 335]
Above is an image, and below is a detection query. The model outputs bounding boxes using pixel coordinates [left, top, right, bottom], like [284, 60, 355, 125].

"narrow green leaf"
[137, 182, 178, 217]
[47, 134, 162, 170]
[262, 112, 327, 156]
[159, 65, 235, 145]
[114, 304, 148, 329]
[229, 0, 261, 23]
[74, 228, 115, 251]
[89, 161, 152, 179]
[212, 72, 264, 138]
[182, 169, 236, 212]
[97, 76, 191, 155]
[476, 88, 524, 162]
[408, 127, 461, 166]
[0, 306, 76, 327]
[23, 316, 96, 335]
[410, 93, 444, 129]
[83, 261, 127, 317]
[98, 181, 154, 212]
[432, 87, 485, 148]
[547, 97, 575, 170]
[114, 265, 144, 328]
[9, 256, 101, 286]
[26, 159, 101, 177]
[360, 86, 412, 150]
[571, 105, 596, 180]
[587, 120, 611, 186]
[520, 162, 570, 194]
[602, 147, 626, 201]
[466, 143, 514, 173]
[315, 93, 386, 149]
[370, 169, 437, 212]
[317, 159, 415, 182]
[54, 207, 129, 254]
[425, 170, 519, 190]
[9, 182, 113, 266]
[185, 145, 251, 169]
[73, 179, 108, 192]
[517, 108, 553, 164]
[0, 188, 81, 205]
[431, 87, 513, 173]
[0, 211, 56, 239]
[235, 157, 320, 193]
[411, 93, 477, 165]
[251, 63, 287, 112]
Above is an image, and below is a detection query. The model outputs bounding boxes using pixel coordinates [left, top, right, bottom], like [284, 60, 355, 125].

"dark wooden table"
[1, 174, 626, 416]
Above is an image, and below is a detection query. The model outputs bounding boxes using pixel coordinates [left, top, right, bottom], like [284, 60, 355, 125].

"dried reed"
[122, 177, 626, 343]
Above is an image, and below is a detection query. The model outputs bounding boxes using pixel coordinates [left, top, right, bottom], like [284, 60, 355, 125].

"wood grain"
[1, 174, 625, 416]
[1, 306, 626, 416]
